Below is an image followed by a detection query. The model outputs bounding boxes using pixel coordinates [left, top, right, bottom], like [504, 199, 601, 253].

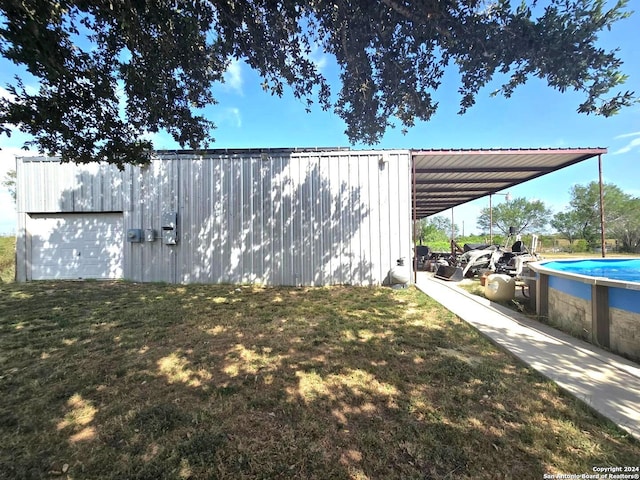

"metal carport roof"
[411, 148, 607, 219]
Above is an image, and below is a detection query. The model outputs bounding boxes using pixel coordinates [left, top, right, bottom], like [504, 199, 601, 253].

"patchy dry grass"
[0, 281, 638, 479]
[459, 279, 536, 316]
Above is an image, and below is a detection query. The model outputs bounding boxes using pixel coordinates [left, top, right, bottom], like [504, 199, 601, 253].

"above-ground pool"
[528, 258, 640, 362]
[540, 258, 640, 283]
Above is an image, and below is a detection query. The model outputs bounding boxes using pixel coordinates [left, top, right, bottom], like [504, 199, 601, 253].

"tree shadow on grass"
[0, 281, 638, 479]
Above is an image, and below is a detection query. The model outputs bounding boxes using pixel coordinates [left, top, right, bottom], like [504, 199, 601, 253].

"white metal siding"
[16, 158, 127, 213]
[125, 158, 179, 283]
[16, 150, 412, 286]
[170, 151, 410, 286]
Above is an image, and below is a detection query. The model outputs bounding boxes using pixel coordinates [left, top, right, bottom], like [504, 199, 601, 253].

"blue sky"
[1, 7, 639, 236]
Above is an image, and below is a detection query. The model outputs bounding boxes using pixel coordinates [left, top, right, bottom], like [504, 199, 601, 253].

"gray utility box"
[162, 212, 177, 230]
[163, 231, 178, 245]
[162, 212, 178, 245]
[126, 228, 143, 243]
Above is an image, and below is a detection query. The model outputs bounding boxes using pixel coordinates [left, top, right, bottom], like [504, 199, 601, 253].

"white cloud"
[216, 107, 242, 128]
[1, 84, 39, 100]
[222, 59, 243, 94]
[0, 88, 17, 136]
[228, 108, 242, 128]
[612, 132, 640, 155]
[614, 131, 640, 139]
[0, 86, 15, 102]
[307, 43, 328, 72]
[1, 83, 39, 139]
[24, 84, 38, 96]
[0, 148, 37, 235]
[139, 130, 182, 149]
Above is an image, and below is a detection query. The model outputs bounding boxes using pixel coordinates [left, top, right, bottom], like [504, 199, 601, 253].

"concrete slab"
[415, 272, 640, 440]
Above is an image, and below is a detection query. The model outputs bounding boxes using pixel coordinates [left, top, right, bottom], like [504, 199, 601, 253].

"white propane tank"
[390, 258, 410, 286]
[484, 274, 516, 301]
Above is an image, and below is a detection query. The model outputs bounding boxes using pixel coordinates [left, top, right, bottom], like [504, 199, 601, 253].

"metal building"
[15, 146, 606, 285]
[15, 148, 412, 285]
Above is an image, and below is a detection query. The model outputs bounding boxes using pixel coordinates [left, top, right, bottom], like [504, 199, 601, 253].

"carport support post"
[598, 153, 606, 258]
[536, 273, 549, 319]
[489, 193, 493, 245]
[412, 156, 418, 284]
[451, 208, 455, 255]
[591, 284, 610, 348]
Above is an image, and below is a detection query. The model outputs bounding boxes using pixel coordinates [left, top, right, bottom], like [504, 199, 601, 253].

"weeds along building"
[15, 148, 412, 285]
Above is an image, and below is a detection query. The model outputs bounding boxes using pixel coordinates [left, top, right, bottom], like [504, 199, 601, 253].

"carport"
[409, 148, 608, 279]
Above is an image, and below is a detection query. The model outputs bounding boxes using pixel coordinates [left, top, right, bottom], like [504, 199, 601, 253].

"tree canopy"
[415, 216, 457, 245]
[477, 197, 551, 235]
[613, 197, 640, 252]
[553, 182, 640, 251]
[1, 169, 15, 203]
[550, 210, 582, 246]
[0, 0, 636, 167]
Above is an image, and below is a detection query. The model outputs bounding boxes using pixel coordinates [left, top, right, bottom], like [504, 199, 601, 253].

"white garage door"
[28, 213, 124, 280]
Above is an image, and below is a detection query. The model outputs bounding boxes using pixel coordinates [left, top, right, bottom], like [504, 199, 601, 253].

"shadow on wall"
[19, 153, 406, 285]
[179, 156, 377, 286]
[25, 214, 123, 280]
[17, 159, 128, 281]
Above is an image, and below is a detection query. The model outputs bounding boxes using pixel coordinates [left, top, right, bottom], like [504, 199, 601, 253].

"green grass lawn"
[1, 280, 638, 479]
[540, 252, 639, 259]
[0, 236, 15, 283]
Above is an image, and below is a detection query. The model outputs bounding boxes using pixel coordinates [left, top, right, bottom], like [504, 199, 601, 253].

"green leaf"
[0, 0, 635, 164]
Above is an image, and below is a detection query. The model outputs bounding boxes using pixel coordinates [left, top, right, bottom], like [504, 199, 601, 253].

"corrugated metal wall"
[16, 150, 412, 286]
[16, 158, 128, 213]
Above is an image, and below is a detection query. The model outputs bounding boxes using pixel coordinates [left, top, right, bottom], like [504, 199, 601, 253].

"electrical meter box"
[126, 228, 143, 243]
[162, 212, 178, 245]
[162, 212, 177, 230]
[163, 231, 178, 245]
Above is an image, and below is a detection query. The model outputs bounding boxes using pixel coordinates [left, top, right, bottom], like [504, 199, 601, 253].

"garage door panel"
[31, 248, 78, 263]
[82, 247, 104, 259]
[28, 213, 123, 280]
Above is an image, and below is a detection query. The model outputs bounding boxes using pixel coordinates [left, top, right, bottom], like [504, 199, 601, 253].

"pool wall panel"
[532, 260, 640, 362]
[609, 287, 640, 315]
[609, 306, 640, 361]
[548, 288, 592, 341]
[549, 276, 591, 301]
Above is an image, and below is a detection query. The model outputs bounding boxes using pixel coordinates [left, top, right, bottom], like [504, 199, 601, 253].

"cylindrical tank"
[484, 274, 515, 301]
[390, 258, 410, 285]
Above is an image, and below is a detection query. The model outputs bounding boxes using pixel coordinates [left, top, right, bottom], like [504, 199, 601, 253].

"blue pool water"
[543, 259, 640, 283]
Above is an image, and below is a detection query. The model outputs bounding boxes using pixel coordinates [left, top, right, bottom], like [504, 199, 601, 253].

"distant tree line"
[476, 197, 551, 236]
[550, 182, 640, 253]
[416, 182, 640, 253]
